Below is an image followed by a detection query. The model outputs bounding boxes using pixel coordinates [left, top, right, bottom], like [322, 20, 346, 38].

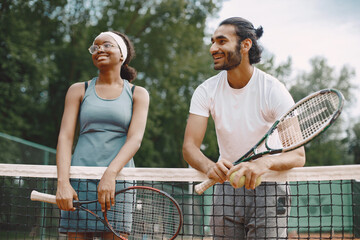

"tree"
[0, 0, 65, 142]
[257, 53, 293, 86]
[3, 1, 355, 168]
[0, 0, 223, 168]
[81, 0, 223, 167]
[348, 121, 360, 164]
[288, 57, 356, 166]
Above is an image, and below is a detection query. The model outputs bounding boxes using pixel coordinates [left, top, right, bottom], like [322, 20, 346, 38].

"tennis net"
[1, 163, 360, 239]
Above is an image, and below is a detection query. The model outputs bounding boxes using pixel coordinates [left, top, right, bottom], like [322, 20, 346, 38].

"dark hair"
[219, 17, 264, 64]
[111, 31, 137, 82]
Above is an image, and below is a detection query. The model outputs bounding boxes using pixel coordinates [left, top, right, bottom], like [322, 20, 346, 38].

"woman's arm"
[56, 82, 84, 211]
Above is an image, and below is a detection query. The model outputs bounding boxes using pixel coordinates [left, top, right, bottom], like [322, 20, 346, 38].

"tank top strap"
[89, 77, 97, 87]
[83, 77, 97, 99]
[123, 79, 135, 100]
[123, 79, 130, 90]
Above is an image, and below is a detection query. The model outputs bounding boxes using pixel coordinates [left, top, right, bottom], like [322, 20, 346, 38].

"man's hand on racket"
[98, 169, 117, 212]
[206, 158, 233, 184]
[56, 182, 78, 211]
[228, 158, 270, 190]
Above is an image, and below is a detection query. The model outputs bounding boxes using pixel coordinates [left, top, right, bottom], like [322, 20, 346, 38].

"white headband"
[97, 31, 128, 61]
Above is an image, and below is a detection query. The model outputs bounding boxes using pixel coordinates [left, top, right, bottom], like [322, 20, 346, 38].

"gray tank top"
[71, 77, 135, 168]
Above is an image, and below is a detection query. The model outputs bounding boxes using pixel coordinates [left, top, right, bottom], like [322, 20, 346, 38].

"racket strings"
[106, 189, 181, 239]
[297, 92, 339, 138]
[271, 92, 340, 149]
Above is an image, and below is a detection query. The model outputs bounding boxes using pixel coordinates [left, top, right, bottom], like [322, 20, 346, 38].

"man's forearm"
[260, 147, 306, 171]
[182, 143, 215, 174]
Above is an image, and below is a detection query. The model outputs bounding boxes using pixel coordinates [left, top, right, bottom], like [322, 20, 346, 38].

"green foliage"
[119, 0, 221, 167]
[348, 121, 360, 164]
[1, 1, 357, 168]
[81, 0, 223, 167]
[0, 0, 66, 142]
[288, 56, 357, 166]
[257, 53, 293, 86]
[258, 54, 358, 166]
[289, 57, 355, 102]
[0, 0, 222, 168]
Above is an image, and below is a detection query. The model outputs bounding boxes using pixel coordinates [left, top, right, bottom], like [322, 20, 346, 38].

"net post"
[40, 151, 50, 239]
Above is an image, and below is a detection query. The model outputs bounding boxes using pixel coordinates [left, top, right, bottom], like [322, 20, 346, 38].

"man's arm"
[182, 113, 233, 183]
[228, 147, 305, 189]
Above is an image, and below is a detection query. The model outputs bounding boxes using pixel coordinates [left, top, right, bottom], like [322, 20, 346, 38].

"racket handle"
[194, 179, 216, 195]
[30, 190, 57, 205]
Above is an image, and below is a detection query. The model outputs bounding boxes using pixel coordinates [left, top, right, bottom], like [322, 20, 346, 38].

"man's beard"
[214, 45, 242, 70]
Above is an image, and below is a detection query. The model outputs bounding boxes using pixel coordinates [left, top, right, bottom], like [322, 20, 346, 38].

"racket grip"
[194, 179, 216, 195]
[30, 190, 57, 205]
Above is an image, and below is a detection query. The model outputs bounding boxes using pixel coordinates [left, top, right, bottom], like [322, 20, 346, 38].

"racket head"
[103, 186, 183, 239]
[266, 88, 344, 151]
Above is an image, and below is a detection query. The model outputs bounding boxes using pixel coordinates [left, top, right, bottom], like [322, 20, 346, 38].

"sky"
[206, 0, 360, 119]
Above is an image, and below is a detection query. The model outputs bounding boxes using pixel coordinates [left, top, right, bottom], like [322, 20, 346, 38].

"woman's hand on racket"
[206, 158, 233, 184]
[56, 181, 78, 211]
[98, 169, 117, 212]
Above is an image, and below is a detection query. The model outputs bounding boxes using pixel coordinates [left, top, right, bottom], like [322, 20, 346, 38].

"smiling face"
[91, 34, 123, 69]
[210, 24, 242, 70]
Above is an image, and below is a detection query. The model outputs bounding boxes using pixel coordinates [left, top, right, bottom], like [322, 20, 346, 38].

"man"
[182, 17, 305, 239]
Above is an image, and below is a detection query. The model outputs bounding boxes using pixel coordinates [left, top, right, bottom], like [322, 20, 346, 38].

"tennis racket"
[31, 186, 183, 239]
[195, 88, 344, 195]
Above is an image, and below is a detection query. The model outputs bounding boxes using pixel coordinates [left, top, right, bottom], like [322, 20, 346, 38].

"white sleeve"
[266, 83, 295, 149]
[269, 82, 295, 119]
[189, 84, 210, 117]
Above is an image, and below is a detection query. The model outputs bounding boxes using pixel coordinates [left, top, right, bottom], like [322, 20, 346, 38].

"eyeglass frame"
[88, 43, 117, 55]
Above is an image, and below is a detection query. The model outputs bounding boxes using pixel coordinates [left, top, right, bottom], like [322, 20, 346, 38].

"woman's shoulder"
[130, 84, 150, 102]
[129, 84, 148, 95]
[70, 79, 94, 90]
[66, 80, 91, 99]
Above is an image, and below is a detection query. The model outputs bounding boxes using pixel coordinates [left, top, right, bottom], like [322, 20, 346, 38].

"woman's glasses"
[88, 43, 116, 55]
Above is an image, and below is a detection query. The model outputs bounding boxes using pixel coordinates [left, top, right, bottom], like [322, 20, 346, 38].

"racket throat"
[103, 214, 129, 240]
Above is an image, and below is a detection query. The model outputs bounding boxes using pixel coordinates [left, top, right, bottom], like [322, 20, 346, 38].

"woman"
[55, 31, 149, 239]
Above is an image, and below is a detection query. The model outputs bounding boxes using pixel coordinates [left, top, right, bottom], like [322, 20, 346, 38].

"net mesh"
[107, 187, 182, 238]
[1, 164, 360, 239]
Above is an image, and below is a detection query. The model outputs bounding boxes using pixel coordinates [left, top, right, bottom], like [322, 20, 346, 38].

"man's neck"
[227, 64, 254, 89]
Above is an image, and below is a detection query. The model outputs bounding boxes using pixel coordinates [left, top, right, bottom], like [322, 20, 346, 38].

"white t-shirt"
[190, 67, 294, 162]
